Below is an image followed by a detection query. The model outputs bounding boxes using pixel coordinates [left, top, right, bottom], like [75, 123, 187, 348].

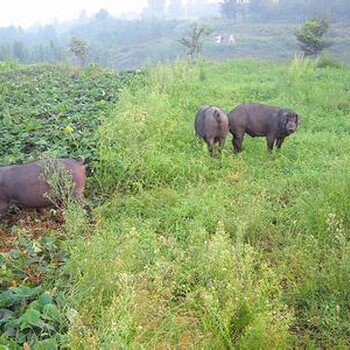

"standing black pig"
[228, 103, 299, 153]
[0, 158, 86, 216]
[195, 105, 229, 156]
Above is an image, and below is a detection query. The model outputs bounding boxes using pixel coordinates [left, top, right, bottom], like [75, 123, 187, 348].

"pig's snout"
[286, 122, 297, 134]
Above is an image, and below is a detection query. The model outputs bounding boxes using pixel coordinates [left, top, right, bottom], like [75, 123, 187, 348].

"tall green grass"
[64, 58, 350, 348]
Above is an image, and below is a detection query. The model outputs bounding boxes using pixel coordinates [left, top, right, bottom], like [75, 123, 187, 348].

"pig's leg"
[232, 134, 243, 153]
[276, 136, 285, 149]
[218, 137, 226, 153]
[266, 135, 276, 152]
[206, 138, 215, 156]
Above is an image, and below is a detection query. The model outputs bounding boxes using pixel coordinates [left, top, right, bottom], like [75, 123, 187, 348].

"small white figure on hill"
[215, 35, 222, 43]
[214, 34, 236, 45]
[227, 34, 236, 45]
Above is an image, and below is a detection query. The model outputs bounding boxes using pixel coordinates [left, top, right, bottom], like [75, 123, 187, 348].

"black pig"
[0, 158, 86, 216]
[195, 105, 229, 156]
[228, 103, 299, 152]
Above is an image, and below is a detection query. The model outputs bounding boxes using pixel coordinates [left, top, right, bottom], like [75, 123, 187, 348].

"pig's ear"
[295, 113, 300, 127]
[281, 111, 288, 125]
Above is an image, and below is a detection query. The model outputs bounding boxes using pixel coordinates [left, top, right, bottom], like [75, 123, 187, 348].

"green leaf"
[42, 304, 60, 321]
[33, 337, 58, 350]
[9, 285, 42, 298]
[4, 325, 16, 337]
[9, 249, 21, 259]
[0, 294, 12, 308]
[18, 308, 42, 330]
[39, 293, 53, 307]
[29, 300, 42, 311]
[0, 308, 15, 324]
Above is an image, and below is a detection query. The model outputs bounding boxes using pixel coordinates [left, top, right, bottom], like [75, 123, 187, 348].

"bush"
[295, 18, 332, 57]
[315, 53, 344, 68]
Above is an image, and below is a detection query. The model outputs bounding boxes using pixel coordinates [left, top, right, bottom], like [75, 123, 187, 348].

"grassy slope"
[69, 20, 350, 70]
[204, 22, 350, 63]
[64, 59, 350, 347]
[112, 21, 350, 70]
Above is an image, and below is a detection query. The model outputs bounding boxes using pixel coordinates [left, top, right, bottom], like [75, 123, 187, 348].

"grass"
[61, 57, 350, 348]
[0, 57, 349, 348]
[78, 20, 350, 70]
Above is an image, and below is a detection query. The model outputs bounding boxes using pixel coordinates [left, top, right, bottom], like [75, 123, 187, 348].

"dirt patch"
[0, 208, 65, 253]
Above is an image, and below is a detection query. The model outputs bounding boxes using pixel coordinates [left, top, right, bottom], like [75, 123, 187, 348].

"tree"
[168, 0, 185, 19]
[49, 39, 63, 62]
[79, 9, 88, 23]
[186, 0, 213, 18]
[177, 23, 212, 60]
[249, 0, 264, 14]
[143, 0, 166, 19]
[0, 44, 13, 61]
[249, 0, 280, 21]
[295, 18, 332, 57]
[95, 9, 110, 21]
[69, 37, 89, 66]
[220, 0, 238, 19]
[13, 41, 27, 62]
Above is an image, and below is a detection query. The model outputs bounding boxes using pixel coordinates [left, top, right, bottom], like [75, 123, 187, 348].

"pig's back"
[1, 158, 85, 208]
[2, 162, 50, 207]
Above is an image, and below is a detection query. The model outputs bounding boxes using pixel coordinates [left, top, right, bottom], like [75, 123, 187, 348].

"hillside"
[1, 18, 350, 70]
[1, 58, 350, 348]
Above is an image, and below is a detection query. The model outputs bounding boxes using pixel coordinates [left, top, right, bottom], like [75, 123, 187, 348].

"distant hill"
[0, 17, 349, 70]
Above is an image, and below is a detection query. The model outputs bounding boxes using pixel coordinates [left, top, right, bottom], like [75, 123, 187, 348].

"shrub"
[295, 18, 332, 58]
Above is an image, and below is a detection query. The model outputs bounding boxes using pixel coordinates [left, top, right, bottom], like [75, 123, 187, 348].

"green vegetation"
[70, 58, 350, 347]
[0, 62, 138, 165]
[0, 63, 139, 348]
[177, 23, 212, 60]
[69, 37, 89, 66]
[1, 57, 350, 348]
[1, 18, 350, 70]
[296, 18, 332, 57]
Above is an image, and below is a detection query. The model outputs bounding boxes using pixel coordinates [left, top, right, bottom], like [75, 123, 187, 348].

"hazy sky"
[0, 0, 151, 28]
